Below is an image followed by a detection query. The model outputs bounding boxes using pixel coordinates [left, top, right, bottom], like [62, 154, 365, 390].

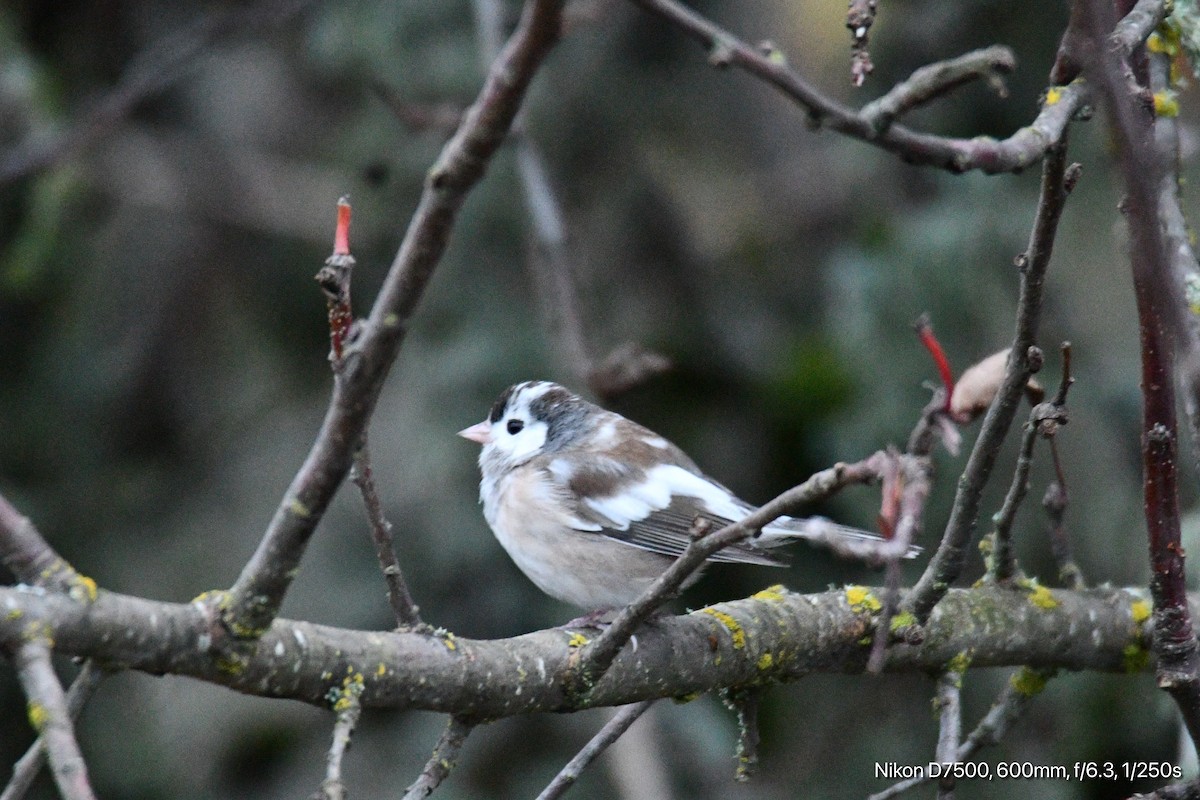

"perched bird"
[459, 381, 914, 610]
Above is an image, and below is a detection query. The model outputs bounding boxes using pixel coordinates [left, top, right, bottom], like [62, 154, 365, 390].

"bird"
[459, 380, 916, 610]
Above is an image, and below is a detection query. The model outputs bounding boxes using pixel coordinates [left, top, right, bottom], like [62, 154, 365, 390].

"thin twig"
[536, 701, 655, 800]
[1043, 343, 1084, 588]
[316, 198, 422, 629]
[905, 127, 1075, 621]
[471, 0, 591, 386]
[1082, 0, 1200, 757]
[629, 0, 1065, 173]
[933, 666, 964, 800]
[867, 452, 931, 672]
[989, 411, 1040, 582]
[724, 689, 762, 782]
[846, 0, 877, 86]
[222, 0, 566, 639]
[311, 694, 362, 800]
[861, 45, 1015, 133]
[352, 440, 422, 628]
[869, 667, 1056, 800]
[472, 0, 669, 400]
[0, 0, 315, 187]
[10, 642, 96, 800]
[1, 662, 106, 800]
[401, 716, 476, 800]
[371, 83, 465, 135]
[0, 491, 94, 601]
[625, 0, 1153, 174]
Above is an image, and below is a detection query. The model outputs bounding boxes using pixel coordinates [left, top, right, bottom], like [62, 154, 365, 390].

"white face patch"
[487, 412, 548, 465]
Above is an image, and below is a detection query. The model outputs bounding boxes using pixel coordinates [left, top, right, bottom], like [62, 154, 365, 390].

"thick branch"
[0, 583, 1157, 717]
[223, 0, 565, 638]
[1082, 0, 1200, 752]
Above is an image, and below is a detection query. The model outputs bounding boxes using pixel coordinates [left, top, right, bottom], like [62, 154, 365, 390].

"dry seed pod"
[949, 348, 1043, 423]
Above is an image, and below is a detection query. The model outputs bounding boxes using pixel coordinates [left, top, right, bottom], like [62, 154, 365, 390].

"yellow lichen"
[1044, 86, 1064, 106]
[190, 589, 226, 606]
[332, 671, 365, 712]
[1026, 582, 1059, 610]
[216, 654, 247, 676]
[1131, 599, 1152, 625]
[673, 691, 701, 704]
[288, 498, 311, 518]
[226, 619, 268, 640]
[69, 575, 98, 603]
[566, 632, 590, 648]
[6, 609, 22, 621]
[1154, 91, 1180, 118]
[441, 632, 458, 651]
[27, 701, 48, 732]
[757, 652, 775, 671]
[890, 611, 917, 631]
[375, 662, 388, 677]
[1148, 25, 1180, 57]
[1009, 667, 1049, 697]
[700, 607, 746, 649]
[946, 649, 973, 675]
[1123, 643, 1151, 674]
[845, 586, 881, 614]
[752, 584, 787, 602]
[23, 620, 53, 646]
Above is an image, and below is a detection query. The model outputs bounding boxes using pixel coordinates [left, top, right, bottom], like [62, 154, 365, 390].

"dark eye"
[506, 419, 525, 435]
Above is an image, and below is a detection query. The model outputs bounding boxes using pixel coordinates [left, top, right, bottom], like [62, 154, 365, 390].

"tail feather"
[759, 516, 921, 559]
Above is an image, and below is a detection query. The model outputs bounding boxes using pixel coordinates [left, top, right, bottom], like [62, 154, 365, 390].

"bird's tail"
[759, 516, 921, 559]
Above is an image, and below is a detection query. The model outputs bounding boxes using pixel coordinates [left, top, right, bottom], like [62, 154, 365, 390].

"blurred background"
[0, 0, 1193, 798]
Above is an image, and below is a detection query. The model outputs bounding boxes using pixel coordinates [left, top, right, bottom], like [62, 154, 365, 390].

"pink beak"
[457, 420, 492, 444]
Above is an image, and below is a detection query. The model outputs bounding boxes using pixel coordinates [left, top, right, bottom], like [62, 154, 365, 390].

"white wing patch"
[581, 464, 748, 530]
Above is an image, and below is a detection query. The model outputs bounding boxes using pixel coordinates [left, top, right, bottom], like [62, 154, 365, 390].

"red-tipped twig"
[315, 197, 355, 366]
[315, 198, 422, 629]
[915, 314, 955, 413]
